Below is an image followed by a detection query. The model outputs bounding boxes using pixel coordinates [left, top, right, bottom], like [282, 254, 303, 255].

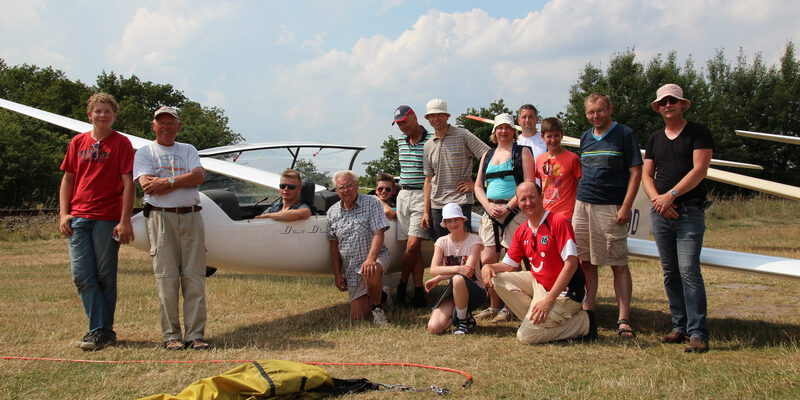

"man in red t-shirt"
[59, 93, 135, 351]
[483, 182, 596, 344]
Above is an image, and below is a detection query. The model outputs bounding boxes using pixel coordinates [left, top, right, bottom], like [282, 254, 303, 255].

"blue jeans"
[651, 205, 708, 340]
[68, 217, 120, 334]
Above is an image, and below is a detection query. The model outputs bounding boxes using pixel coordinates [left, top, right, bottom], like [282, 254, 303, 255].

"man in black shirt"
[642, 84, 714, 353]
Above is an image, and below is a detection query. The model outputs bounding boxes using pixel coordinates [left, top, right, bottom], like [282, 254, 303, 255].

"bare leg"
[427, 298, 455, 334]
[582, 261, 597, 311]
[350, 295, 371, 320]
[611, 264, 633, 335]
[365, 267, 384, 307]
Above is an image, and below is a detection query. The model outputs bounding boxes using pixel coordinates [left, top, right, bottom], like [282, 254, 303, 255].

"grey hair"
[332, 170, 358, 186]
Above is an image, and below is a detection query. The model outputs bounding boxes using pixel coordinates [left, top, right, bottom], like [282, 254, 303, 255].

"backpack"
[479, 143, 530, 188]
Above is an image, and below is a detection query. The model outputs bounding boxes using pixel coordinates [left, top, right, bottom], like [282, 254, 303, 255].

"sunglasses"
[657, 96, 681, 106]
[376, 186, 393, 193]
[336, 183, 355, 192]
[279, 183, 297, 190]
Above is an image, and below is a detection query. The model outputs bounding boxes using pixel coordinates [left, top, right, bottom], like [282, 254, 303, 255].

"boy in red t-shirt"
[535, 118, 581, 220]
[59, 93, 135, 351]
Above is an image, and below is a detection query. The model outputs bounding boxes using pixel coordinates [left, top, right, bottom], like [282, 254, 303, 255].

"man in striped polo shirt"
[392, 105, 432, 307]
[422, 98, 490, 243]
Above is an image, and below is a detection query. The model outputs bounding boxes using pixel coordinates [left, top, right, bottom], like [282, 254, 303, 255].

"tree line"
[0, 61, 243, 207]
[363, 43, 800, 194]
[2, 43, 798, 206]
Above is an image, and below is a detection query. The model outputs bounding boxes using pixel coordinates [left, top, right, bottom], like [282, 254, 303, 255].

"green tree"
[294, 158, 331, 188]
[362, 135, 400, 188]
[455, 98, 513, 145]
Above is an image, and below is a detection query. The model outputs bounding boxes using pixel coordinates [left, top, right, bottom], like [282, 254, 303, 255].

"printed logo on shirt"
[540, 236, 549, 245]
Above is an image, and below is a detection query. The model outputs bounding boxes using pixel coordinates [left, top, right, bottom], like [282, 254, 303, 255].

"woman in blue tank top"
[473, 113, 534, 322]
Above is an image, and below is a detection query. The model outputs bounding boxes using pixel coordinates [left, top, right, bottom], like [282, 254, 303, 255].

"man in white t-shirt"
[133, 106, 209, 351]
[515, 104, 547, 162]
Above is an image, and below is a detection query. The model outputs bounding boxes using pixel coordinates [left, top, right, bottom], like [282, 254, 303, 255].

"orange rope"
[1, 356, 473, 387]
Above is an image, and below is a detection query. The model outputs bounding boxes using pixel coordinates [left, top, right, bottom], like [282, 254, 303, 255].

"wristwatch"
[669, 189, 678, 197]
[168, 177, 176, 187]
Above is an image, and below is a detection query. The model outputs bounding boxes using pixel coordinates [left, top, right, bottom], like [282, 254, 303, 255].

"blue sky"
[2, 0, 798, 171]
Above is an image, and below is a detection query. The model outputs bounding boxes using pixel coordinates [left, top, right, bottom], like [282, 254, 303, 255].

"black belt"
[144, 203, 202, 215]
[402, 185, 423, 190]
[674, 199, 706, 208]
[488, 198, 509, 204]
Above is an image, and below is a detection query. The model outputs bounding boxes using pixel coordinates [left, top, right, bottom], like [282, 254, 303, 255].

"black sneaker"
[73, 332, 92, 348]
[411, 287, 427, 309]
[80, 329, 116, 351]
[453, 318, 471, 336]
[395, 281, 407, 306]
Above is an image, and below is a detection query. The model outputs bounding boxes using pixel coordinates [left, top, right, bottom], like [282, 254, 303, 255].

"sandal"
[187, 338, 211, 350]
[616, 319, 636, 338]
[164, 339, 185, 350]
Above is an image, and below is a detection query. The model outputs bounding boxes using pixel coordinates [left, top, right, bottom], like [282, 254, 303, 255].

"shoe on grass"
[164, 338, 185, 350]
[73, 332, 92, 348]
[474, 308, 498, 321]
[372, 306, 388, 327]
[659, 330, 689, 344]
[492, 308, 514, 322]
[187, 338, 211, 350]
[684, 337, 710, 353]
[453, 318, 471, 335]
[80, 330, 116, 351]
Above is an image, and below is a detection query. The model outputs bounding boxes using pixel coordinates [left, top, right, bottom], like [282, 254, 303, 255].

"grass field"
[1, 196, 799, 399]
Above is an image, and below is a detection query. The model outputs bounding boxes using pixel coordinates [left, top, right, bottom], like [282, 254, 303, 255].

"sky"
[2, 0, 799, 171]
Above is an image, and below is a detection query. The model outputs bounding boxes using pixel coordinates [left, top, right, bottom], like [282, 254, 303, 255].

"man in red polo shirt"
[483, 182, 596, 344]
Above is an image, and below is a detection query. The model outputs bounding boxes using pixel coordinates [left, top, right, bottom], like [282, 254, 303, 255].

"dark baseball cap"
[392, 105, 414, 125]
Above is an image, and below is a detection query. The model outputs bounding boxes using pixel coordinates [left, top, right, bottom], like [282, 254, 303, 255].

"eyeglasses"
[336, 183, 355, 192]
[375, 186, 393, 193]
[657, 96, 681, 106]
[279, 183, 297, 190]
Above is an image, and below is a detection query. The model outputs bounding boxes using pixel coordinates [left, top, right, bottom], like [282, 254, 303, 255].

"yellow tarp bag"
[139, 359, 335, 400]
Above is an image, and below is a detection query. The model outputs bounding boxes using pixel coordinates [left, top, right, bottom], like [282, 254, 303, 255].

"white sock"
[489, 307, 501, 313]
[456, 307, 468, 320]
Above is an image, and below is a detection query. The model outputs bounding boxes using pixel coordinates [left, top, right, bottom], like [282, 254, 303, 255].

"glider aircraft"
[0, 98, 797, 280]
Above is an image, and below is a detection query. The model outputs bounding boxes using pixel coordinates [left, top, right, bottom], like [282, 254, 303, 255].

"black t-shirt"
[645, 121, 714, 202]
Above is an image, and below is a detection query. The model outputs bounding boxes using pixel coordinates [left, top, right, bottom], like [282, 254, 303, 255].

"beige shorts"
[572, 200, 629, 266]
[479, 210, 527, 249]
[396, 189, 430, 240]
[347, 258, 389, 301]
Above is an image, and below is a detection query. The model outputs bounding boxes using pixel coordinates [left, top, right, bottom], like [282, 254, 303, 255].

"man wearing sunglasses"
[134, 106, 210, 350]
[642, 84, 714, 353]
[373, 173, 397, 220]
[255, 169, 312, 221]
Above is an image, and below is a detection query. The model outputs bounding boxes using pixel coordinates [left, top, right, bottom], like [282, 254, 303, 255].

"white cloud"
[0, 0, 43, 29]
[378, 0, 407, 15]
[276, 25, 296, 46]
[109, 2, 232, 69]
[265, 0, 800, 163]
[302, 32, 328, 53]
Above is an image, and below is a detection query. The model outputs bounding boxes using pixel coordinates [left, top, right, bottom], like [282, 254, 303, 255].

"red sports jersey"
[60, 131, 134, 220]
[504, 211, 582, 298]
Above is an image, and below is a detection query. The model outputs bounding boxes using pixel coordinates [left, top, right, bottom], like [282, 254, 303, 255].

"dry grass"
[1, 197, 799, 399]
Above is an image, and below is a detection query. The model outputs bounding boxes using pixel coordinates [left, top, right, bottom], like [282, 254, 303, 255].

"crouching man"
[483, 182, 596, 344]
[327, 170, 391, 326]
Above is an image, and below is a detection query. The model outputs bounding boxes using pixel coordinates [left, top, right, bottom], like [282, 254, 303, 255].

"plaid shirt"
[327, 194, 390, 287]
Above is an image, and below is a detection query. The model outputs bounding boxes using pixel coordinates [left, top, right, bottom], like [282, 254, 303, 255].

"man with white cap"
[391, 105, 431, 308]
[484, 182, 596, 344]
[134, 106, 210, 350]
[642, 84, 714, 353]
[422, 98, 490, 243]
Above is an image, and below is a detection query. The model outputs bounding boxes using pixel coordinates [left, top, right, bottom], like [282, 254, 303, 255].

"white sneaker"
[372, 307, 388, 327]
[492, 308, 514, 322]
[475, 308, 499, 321]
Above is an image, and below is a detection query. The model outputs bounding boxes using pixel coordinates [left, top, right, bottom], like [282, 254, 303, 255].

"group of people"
[328, 85, 712, 353]
[59, 82, 712, 354]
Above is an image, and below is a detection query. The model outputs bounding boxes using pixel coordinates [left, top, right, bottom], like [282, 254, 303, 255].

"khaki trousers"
[147, 210, 207, 342]
[493, 271, 589, 344]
